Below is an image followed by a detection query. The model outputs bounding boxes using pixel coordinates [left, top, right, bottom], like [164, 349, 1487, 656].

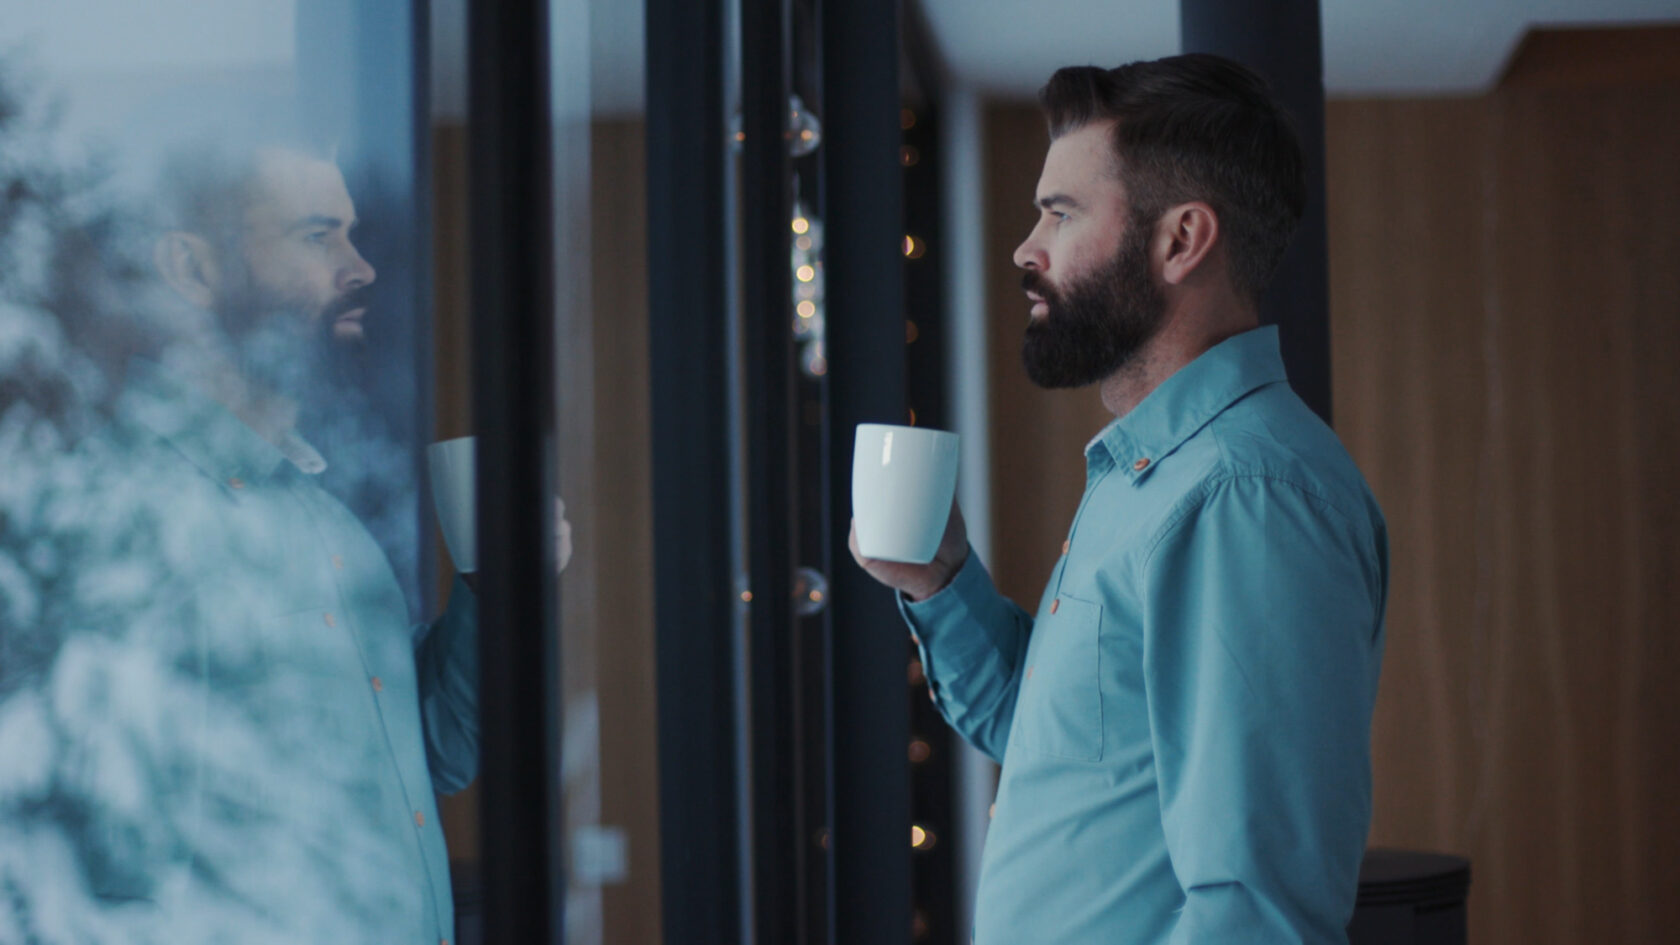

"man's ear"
[152, 231, 221, 309]
[1155, 202, 1219, 288]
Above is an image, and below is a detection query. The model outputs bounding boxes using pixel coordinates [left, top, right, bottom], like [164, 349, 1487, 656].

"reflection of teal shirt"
[95, 366, 478, 943]
[904, 328, 1387, 945]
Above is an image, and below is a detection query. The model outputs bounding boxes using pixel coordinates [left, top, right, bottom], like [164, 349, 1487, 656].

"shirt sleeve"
[414, 575, 479, 794]
[900, 548, 1036, 763]
[1141, 475, 1385, 945]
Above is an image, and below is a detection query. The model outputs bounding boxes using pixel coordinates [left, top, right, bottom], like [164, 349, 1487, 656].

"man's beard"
[1020, 218, 1166, 389]
[215, 281, 368, 410]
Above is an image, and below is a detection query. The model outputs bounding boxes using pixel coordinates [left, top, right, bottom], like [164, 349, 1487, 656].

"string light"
[796, 264, 815, 283]
[791, 217, 810, 235]
[797, 300, 817, 319]
[911, 824, 937, 850]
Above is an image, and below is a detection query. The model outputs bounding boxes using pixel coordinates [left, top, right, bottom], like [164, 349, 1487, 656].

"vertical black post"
[741, 0, 800, 941]
[822, 0, 912, 942]
[1180, 0, 1333, 424]
[647, 0, 740, 939]
[467, 0, 560, 941]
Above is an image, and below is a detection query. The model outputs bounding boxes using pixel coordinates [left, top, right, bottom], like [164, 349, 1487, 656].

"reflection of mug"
[427, 436, 476, 573]
[852, 423, 960, 564]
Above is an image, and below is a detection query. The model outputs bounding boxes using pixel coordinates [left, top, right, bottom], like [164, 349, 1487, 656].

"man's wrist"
[904, 548, 968, 603]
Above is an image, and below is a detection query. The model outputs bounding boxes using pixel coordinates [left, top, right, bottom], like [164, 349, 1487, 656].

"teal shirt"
[904, 327, 1388, 945]
[1, 365, 477, 944]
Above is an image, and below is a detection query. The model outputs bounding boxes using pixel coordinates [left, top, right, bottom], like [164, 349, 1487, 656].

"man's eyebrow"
[1035, 193, 1079, 211]
[287, 214, 347, 233]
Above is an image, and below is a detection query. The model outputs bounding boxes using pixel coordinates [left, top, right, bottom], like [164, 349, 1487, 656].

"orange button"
[1133, 457, 1151, 472]
[1050, 599, 1060, 615]
[332, 555, 344, 570]
[1026, 666, 1034, 679]
[371, 676, 383, 692]
[1061, 539, 1070, 555]
[414, 810, 426, 828]
[227, 477, 245, 490]
[323, 613, 336, 627]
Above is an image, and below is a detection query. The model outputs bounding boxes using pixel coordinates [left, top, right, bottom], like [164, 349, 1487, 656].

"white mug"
[427, 436, 477, 573]
[852, 423, 960, 564]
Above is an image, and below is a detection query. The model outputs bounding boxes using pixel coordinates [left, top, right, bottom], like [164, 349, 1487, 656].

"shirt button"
[332, 555, 345, 570]
[1050, 599, 1060, 615]
[323, 613, 336, 627]
[414, 810, 426, 828]
[1133, 457, 1151, 472]
[227, 476, 245, 490]
[1026, 666, 1034, 679]
[1061, 539, 1070, 556]
[371, 676, 383, 692]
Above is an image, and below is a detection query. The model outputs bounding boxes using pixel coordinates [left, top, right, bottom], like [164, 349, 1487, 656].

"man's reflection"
[0, 140, 480, 945]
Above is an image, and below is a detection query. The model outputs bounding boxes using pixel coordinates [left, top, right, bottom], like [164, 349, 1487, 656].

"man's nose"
[1013, 229, 1045, 271]
[342, 245, 377, 290]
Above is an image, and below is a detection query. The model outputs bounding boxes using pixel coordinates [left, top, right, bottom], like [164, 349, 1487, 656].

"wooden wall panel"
[587, 118, 661, 945]
[1328, 77, 1680, 945]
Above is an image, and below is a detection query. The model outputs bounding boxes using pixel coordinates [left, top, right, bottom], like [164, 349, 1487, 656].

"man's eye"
[306, 230, 331, 244]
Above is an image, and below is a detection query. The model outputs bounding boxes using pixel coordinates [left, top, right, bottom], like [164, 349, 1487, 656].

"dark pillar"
[823, 0, 914, 941]
[467, 0, 561, 939]
[740, 0, 801, 942]
[646, 0, 740, 941]
[1180, 0, 1333, 424]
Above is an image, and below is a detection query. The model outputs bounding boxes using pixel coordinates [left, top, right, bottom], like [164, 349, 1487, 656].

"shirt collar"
[1087, 325, 1289, 480]
[116, 360, 326, 487]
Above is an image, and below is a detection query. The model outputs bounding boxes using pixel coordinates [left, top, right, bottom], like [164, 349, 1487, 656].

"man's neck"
[159, 340, 300, 448]
[1098, 298, 1258, 419]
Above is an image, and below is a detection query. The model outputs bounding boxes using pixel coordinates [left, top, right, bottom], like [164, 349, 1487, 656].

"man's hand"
[848, 501, 969, 602]
[459, 496, 573, 595]
[555, 496, 573, 574]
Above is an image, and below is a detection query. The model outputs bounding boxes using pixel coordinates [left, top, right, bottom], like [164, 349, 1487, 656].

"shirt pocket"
[1011, 594, 1103, 762]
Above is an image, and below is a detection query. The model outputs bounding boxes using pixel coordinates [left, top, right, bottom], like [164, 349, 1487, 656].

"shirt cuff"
[897, 548, 1013, 674]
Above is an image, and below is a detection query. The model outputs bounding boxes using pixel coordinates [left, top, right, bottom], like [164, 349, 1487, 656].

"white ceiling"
[918, 0, 1680, 98]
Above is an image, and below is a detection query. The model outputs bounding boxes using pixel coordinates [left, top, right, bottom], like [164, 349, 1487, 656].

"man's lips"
[332, 307, 367, 340]
[1026, 292, 1047, 318]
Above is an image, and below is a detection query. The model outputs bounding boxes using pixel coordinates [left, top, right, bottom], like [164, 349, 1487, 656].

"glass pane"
[429, 1, 656, 942]
[0, 3, 448, 942]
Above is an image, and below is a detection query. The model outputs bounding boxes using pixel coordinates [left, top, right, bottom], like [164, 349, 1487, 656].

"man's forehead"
[1036, 121, 1122, 201]
[245, 148, 355, 225]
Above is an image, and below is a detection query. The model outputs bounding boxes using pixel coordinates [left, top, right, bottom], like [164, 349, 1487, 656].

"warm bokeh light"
[797, 300, 817, 318]
[911, 824, 936, 850]
[791, 216, 810, 234]
[796, 264, 815, 282]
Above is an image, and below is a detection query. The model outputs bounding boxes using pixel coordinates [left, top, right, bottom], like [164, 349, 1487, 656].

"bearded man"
[852, 54, 1389, 945]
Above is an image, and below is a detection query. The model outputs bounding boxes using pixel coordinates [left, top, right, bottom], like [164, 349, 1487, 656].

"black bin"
[1348, 849, 1472, 945]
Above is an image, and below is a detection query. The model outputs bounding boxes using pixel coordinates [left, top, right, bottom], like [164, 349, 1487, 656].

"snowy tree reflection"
[1, 58, 470, 944]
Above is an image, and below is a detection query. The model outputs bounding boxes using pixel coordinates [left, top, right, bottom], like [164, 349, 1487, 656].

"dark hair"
[1038, 53, 1305, 303]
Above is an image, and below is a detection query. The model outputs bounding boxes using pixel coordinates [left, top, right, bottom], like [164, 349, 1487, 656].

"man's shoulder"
[1173, 383, 1383, 533]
